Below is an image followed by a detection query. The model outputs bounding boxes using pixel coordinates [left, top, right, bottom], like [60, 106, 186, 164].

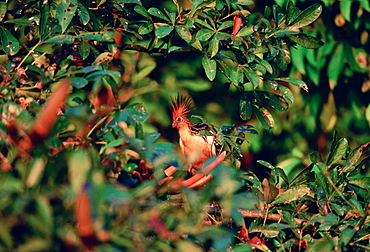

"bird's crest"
[170, 94, 195, 123]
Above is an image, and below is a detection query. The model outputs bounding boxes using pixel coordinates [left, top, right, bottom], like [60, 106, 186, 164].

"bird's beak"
[172, 122, 176, 128]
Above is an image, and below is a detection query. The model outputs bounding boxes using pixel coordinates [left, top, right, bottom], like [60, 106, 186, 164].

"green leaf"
[286, 4, 301, 24]
[148, 7, 170, 21]
[190, 39, 202, 51]
[0, 27, 20, 55]
[309, 151, 323, 164]
[237, 25, 254, 37]
[340, 1, 352, 22]
[194, 18, 214, 30]
[0, 2, 6, 22]
[257, 160, 275, 169]
[230, 66, 243, 84]
[289, 3, 322, 29]
[196, 29, 214, 41]
[68, 150, 91, 193]
[134, 5, 150, 18]
[342, 143, 368, 173]
[202, 56, 217, 81]
[218, 20, 234, 31]
[274, 77, 308, 92]
[155, 24, 174, 38]
[287, 33, 324, 49]
[271, 184, 312, 204]
[26, 156, 47, 188]
[190, 0, 204, 16]
[243, 67, 260, 88]
[278, 85, 294, 103]
[75, 31, 115, 42]
[44, 35, 75, 44]
[268, 93, 289, 111]
[102, 138, 125, 152]
[255, 57, 273, 74]
[70, 77, 89, 88]
[39, 1, 49, 35]
[306, 237, 334, 252]
[138, 21, 154, 35]
[208, 36, 219, 58]
[233, 0, 254, 5]
[327, 43, 344, 86]
[239, 94, 252, 121]
[327, 138, 348, 168]
[125, 103, 149, 122]
[55, 0, 78, 34]
[339, 228, 357, 248]
[272, 167, 289, 186]
[77, 1, 90, 25]
[123, 163, 138, 173]
[78, 41, 91, 60]
[253, 106, 274, 129]
[175, 26, 192, 43]
[349, 177, 370, 189]
[360, 0, 370, 12]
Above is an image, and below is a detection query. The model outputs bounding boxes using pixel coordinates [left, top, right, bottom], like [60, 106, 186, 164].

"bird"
[170, 94, 218, 172]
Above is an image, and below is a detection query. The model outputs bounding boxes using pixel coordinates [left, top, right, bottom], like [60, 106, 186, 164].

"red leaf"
[232, 16, 243, 36]
[239, 227, 249, 241]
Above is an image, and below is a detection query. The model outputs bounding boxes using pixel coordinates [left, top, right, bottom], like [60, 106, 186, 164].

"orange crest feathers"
[170, 94, 195, 122]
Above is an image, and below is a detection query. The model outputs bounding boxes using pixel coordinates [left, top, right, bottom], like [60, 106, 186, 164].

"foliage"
[0, 0, 369, 251]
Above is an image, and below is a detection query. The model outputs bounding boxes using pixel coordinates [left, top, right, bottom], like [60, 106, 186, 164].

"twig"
[238, 209, 305, 225]
[119, 44, 199, 55]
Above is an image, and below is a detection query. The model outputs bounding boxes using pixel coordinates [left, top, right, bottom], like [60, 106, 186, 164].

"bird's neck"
[176, 123, 193, 138]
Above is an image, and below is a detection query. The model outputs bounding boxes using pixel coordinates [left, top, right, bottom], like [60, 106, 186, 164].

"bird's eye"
[176, 117, 184, 122]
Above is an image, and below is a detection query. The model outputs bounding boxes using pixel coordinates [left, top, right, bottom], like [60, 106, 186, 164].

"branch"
[119, 44, 199, 55]
[238, 209, 305, 225]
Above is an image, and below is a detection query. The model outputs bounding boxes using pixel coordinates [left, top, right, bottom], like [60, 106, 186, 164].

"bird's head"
[170, 94, 194, 129]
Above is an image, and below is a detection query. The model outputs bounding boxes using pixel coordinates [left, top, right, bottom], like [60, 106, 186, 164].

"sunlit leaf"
[243, 67, 260, 88]
[44, 35, 75, 44]
[233, 0, 254, 5]
[327, 43, 344, 86]
[289, 3, 322, 29]
[272, 184, 313, 204]
[274, 77, 308, 92]
[77, 1, 90, 25]
[0, 27, 20, 55]
[70, 77, 89, 88]
[202, 55, 217, 81]
[175, 26, 192, 43]
[327, 138, 348, 168]
[235, 125, 257, 134]
[68, 150, 91, 193]
[287, 33, 324, 49]
[0, 2, 6, 22]
[208, 36, 219, 58]
[196, 28, 214, 41]
[138, 21, 154, 35]
[148, 7, 170, 21]
[55, 0, 78, 34]
[190, 0, 205, 16]
[306, 237, 334, 252]
[239, 94, 252, 121]
[78, 41, 91, 60]
[134, 5, 150, 18]
[75, 31, 115, 42]
[253, 106, 274, 129]
[155, 24, 174, 38]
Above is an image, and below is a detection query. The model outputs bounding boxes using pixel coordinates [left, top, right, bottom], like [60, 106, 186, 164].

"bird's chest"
[178, 128, 213, 156]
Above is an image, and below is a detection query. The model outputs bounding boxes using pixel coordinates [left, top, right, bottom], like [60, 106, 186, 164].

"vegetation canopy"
[0, 0, 369, 251]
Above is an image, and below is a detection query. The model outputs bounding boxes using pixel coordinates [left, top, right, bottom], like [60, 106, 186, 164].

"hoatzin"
[171, 94, 220, 172]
